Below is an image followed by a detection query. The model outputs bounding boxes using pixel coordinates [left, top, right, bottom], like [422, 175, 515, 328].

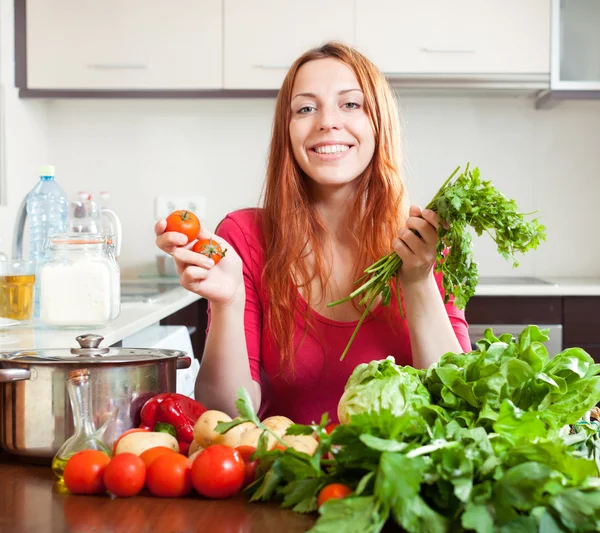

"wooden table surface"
[0, 452, 318, 533]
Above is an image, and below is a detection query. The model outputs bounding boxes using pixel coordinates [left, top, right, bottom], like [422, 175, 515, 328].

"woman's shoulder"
[216, 207, 263, 233]
[215, 208, 264, 263]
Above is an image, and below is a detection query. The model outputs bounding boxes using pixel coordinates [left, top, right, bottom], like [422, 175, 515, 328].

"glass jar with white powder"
[40, 234, 120, 327]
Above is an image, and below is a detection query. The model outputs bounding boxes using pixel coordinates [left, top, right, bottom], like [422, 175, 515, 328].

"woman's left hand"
[392, 205, 441, 285]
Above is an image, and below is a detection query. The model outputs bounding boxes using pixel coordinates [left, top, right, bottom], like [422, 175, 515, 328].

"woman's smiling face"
[289, 58, 376, 191]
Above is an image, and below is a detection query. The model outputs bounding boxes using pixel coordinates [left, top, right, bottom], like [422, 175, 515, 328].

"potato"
[239, 427, 278, 450]
[214, 419, 257, 448]
[282, 435, 319, 456]
[188, 439, 203, 457]
[261, 416, 294, 437]
[115, 431, 179, 456]
[193, 410, 232, 448]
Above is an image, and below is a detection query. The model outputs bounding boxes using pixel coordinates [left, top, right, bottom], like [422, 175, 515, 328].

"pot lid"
[0, 334, 186, 364]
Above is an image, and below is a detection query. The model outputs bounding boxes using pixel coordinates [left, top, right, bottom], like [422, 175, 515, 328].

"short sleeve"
[205, 212, 263, 382]
[434, 269, 472, 353]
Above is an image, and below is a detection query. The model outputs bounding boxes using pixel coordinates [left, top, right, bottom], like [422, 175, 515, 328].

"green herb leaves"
[328, 164, 547, 360]
[237, 326, 600, 533]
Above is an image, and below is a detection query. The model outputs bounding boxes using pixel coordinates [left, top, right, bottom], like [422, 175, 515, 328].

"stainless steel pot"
[0, 334, 191, 461]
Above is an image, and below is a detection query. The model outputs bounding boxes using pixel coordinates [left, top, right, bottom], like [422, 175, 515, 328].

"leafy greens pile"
[328, 164, 547, 360]
[226, 326, 600, 533]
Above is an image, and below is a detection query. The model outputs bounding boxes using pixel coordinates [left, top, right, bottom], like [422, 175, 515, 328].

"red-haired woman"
[155, 42, 471, 424]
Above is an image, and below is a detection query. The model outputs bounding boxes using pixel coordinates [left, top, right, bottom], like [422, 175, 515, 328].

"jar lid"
[48, 233, 111, 250]
[0, 334, 186, 364]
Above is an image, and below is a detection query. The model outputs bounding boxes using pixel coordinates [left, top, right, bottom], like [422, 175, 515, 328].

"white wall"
[42, 95, 600, 279]
[0, 0, 50, 259]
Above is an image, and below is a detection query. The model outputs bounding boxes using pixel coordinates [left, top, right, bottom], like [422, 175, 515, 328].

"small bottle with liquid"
[52, 368, 111, 479]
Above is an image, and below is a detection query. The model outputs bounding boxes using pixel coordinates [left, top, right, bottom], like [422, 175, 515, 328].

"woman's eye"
[298, 106, 315, 114]
[344, 102, 360, 109]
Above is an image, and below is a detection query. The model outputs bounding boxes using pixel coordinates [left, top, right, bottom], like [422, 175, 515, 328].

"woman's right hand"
[154, 219, 245, 308]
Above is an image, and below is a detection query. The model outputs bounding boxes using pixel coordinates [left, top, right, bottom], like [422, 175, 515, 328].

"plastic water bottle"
[26, 165, 68, 315]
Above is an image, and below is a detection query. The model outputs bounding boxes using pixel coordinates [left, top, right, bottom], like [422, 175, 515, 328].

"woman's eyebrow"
[291, 88, 363, 101]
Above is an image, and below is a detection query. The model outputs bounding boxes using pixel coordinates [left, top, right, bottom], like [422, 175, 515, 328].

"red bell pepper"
[139, 393, 207, 452]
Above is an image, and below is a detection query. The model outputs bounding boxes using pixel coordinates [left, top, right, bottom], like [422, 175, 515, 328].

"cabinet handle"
[87, 63, 148, 70]
[420, 48, 476, 54]
[252, 64, 291, 70]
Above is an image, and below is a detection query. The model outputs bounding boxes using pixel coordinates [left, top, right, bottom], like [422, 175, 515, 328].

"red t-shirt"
[208, 208, 471, 425]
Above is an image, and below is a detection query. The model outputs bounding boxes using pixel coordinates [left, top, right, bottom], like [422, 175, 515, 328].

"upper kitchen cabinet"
[551, 0, 600, 89]
[223, 0, 354, 90]
[355, 0, 551, 86]
[21, 0, 222, 92]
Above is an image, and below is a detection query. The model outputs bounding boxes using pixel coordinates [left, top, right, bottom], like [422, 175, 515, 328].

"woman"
[155, 42, 471, 425]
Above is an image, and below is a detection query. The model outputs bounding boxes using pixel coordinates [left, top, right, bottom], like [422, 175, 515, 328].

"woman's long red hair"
[261, 42, 408, 375]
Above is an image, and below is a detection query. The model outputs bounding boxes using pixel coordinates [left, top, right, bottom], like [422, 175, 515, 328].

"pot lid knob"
[70, 334, 110, 356]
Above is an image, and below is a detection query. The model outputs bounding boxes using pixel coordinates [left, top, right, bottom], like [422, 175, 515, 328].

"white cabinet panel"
[26, 0, 222, 90]
[356, 0, 551, 76]
[224, 0, 354, 90]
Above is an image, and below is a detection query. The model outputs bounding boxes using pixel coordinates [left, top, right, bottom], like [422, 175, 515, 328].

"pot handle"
[176, 356, 191, 370]
[0, 368, 31, 382]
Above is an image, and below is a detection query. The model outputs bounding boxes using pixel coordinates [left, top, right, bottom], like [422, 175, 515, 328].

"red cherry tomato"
[147, 453, 192, 498]
[235, 445, 259, 487]
[63, 450, 111, 495]
[192, 238, 227, 265]
[103, 453, 146, 498]
[165, 210, 200, 244]
[317, 483, 353, 508]
[191, 445, 245, 499]
[139, 446, 176, 469]
[325, 423, 339, 435]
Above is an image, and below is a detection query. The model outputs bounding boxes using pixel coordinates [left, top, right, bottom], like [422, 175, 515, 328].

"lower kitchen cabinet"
[466, 295, 600, 363]
[160, 299, 208, 362]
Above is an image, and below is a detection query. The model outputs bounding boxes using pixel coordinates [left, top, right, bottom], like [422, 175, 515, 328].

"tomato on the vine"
[317, 483, 352, 508]
[165, 210, 200, 244]
[190, 445, 245, 499]
[103, 453, 146, 498]
[235, 445, 259, 487]
[192, 238, 227, 264]
[63, 450, 111, 495]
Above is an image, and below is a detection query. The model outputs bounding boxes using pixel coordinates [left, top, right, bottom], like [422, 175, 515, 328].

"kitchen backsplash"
[37, 95, 600, 279]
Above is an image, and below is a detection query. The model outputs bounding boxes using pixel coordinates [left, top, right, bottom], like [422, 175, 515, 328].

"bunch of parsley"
[328, 164, 547, 361]
[221, 327, 600, 533]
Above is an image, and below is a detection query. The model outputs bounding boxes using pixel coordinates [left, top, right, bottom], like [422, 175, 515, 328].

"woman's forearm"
[401, 274, 463, 369]
[195, 298, 261, 417]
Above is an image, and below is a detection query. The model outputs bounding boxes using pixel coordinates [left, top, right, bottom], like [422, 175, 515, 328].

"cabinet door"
[355, 0, 550, 76]
[26, 0, 222, 90]
[553, 0, 600, 89]
[224, 0, 354, 90]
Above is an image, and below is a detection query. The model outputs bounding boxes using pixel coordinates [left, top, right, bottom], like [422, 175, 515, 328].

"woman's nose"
[318, 105, 342, 131]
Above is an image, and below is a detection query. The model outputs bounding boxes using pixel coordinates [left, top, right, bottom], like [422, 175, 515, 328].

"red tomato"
[191, 445, 245, 499]
[103, 453, 146, 498]
[165, 210, 200, 244]
[192, 238, 227, 264]
[317, 483, 353, 508]
[146, 453, 192, 498]
[139, 446, 176, 469]
[235, 445, 259, 487]
[325, 423, 339, 435]
[112, 427, 149, 455]
[63, 450, 111, 495]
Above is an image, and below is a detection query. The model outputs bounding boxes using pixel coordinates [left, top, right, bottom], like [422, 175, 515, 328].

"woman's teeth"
[313, 145, 350, 154]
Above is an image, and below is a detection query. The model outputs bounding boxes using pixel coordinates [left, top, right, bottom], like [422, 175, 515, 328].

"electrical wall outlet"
[155, 196, 207, 220]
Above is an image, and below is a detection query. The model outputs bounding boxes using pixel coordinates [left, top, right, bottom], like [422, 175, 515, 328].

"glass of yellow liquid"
[0, 260, 35, 323]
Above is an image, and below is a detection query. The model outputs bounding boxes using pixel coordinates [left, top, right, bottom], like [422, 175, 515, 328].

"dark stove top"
[478, 276, 554, 286]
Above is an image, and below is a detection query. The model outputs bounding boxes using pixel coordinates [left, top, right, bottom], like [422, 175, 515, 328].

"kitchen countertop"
[475, 277, 600, 297]
[0, 279, 200, 351]
[0, 452, 320, 533]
